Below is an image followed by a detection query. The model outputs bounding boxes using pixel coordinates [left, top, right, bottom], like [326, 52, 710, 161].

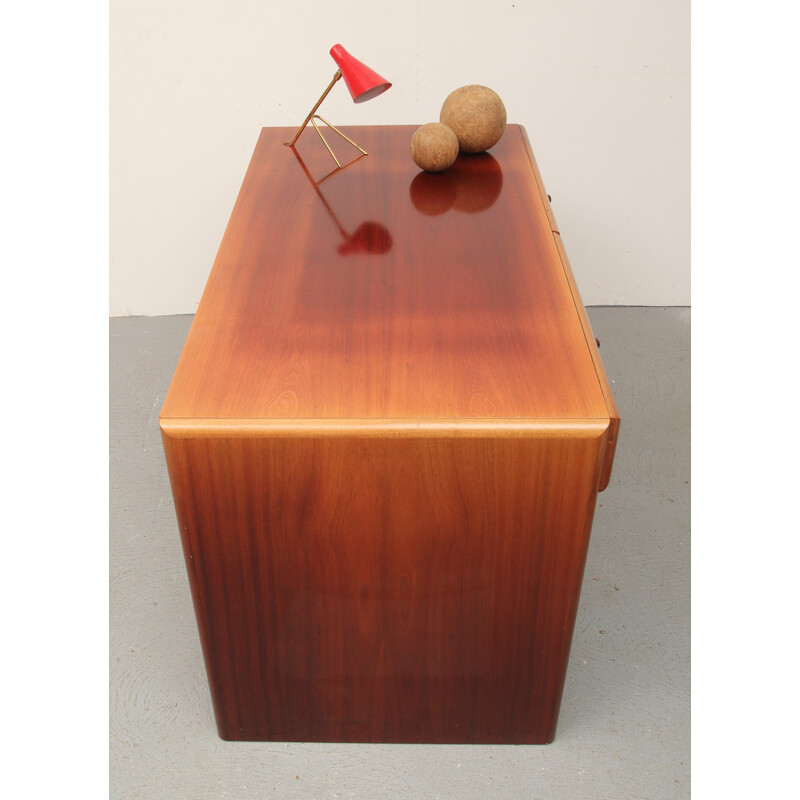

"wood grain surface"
[162, 427, 607, 743]
[159, 125, 620, 743]
[160, 125, 613, 426]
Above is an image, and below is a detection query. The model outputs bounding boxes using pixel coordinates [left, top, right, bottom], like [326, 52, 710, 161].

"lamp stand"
[284, 71, 369, 169]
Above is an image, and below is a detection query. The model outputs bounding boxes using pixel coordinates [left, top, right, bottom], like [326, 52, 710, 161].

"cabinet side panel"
[519, 125, 619, 491]
[164, 432, 605, 743]
[551, 232, 620, 491]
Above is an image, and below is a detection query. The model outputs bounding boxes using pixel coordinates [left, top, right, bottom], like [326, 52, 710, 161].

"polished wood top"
[161, 125, 613, 424]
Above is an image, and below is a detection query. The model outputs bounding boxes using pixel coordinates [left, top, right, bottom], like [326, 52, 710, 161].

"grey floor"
[110, 307, 690, 800]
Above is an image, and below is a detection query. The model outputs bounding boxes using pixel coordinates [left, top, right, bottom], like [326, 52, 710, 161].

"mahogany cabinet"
[161, 125, 619, 743]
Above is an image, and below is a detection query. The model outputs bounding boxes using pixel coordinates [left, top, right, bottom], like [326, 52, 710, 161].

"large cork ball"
[410, 122, 460, 172]
[440, 85, 507, 153]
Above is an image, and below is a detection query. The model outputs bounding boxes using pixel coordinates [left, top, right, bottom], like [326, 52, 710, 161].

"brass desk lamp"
[285, 44, 391, 168]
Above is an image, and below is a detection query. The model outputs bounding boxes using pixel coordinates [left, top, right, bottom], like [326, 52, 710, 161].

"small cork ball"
[440, 85, 507, 153]
[410, 122, 460, 172]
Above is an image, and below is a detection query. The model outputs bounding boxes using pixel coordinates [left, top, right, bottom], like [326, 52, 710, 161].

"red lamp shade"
[330, 44, 391, 104]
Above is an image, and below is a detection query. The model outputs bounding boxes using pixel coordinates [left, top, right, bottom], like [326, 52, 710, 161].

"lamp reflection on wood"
[337, 221, 392, 255]
[290, 147, 393, 256]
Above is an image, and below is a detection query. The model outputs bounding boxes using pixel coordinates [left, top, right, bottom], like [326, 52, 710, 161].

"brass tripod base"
[285, 115, 367, 169]
[307, 115, 367, 169]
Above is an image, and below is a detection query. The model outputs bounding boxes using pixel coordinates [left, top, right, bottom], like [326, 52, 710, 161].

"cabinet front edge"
[159, 417, 612, 440]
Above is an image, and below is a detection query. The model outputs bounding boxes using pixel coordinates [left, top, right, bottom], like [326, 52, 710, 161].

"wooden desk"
[161, 125, 619, 743]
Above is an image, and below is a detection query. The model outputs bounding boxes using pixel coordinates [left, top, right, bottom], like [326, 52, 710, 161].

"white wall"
[110, 0, 689, 316]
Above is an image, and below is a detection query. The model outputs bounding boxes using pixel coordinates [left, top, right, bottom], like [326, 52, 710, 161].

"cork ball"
[440, 85, 507, 153]
[410, 123, 460, 172]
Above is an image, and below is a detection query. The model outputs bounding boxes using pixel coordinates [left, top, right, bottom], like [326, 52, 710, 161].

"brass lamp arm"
[285, 70, 342, 148]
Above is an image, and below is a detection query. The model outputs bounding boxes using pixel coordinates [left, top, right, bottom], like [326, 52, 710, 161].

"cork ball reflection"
[410, 153, 503, 216]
